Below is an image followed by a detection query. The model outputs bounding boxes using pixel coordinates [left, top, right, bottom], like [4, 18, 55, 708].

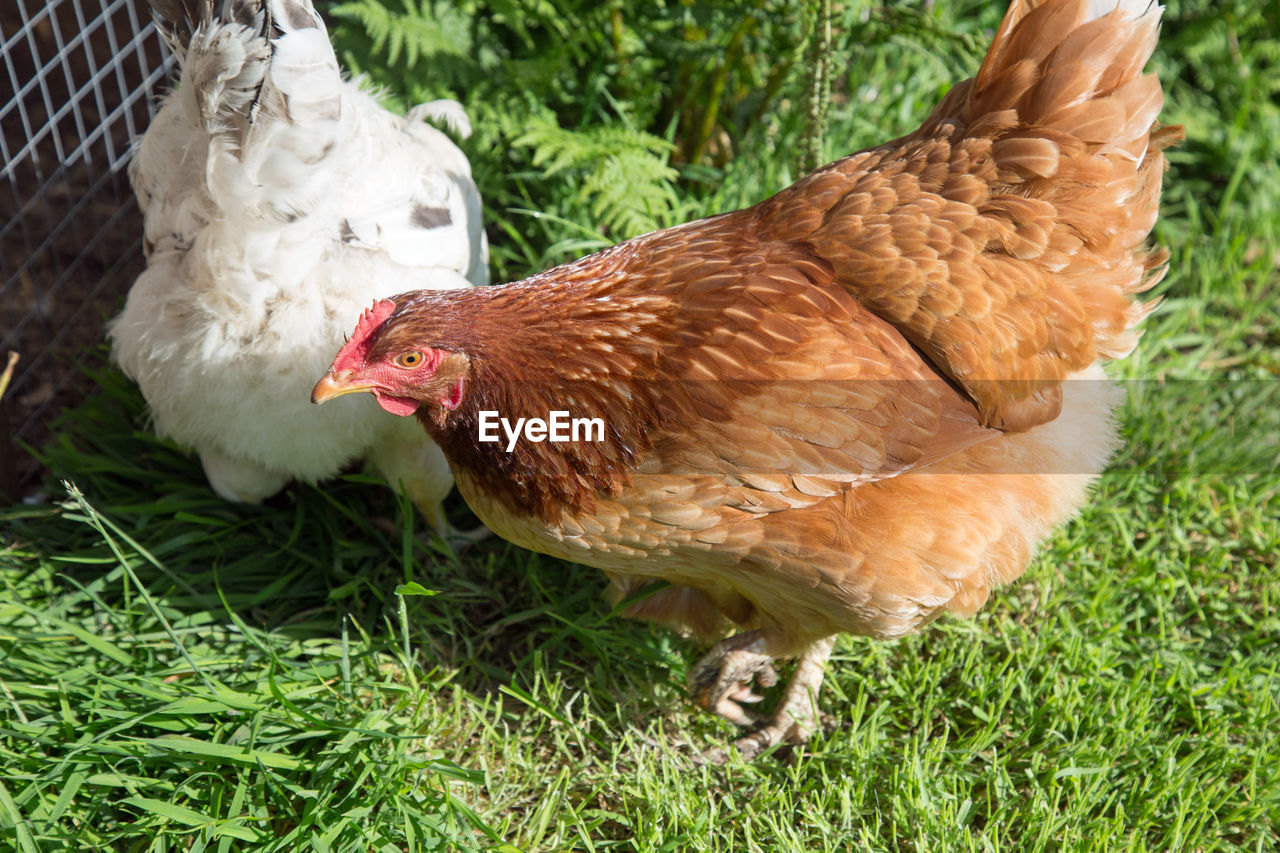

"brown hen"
[313, 0, 1179, 761]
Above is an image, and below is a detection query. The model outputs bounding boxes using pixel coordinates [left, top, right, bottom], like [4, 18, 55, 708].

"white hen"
[111, 0, 487, 533]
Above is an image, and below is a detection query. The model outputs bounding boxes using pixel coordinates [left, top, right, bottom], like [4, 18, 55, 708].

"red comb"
[331, 299, 396, 372]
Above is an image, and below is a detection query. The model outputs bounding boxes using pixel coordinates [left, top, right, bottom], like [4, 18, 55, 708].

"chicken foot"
[687, 629, 780, 727]
[415, 499, 492, 549]
[690, 632, 837, 763]
[367, 438, 490, 548]
[732, 634, 837, 761]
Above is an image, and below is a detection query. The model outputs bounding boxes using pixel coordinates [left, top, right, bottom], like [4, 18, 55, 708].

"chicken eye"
[395, 351, 425, 369]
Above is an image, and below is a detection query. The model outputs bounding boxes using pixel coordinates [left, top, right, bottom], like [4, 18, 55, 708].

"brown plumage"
[313, 0, 1179, 761]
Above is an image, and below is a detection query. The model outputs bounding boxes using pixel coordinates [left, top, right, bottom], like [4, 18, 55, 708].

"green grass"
[3, 0, 1280, 849]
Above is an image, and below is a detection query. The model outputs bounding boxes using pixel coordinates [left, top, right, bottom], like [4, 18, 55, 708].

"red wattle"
[374, 393, 420, 417]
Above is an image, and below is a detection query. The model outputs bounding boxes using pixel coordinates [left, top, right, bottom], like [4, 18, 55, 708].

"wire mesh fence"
[2, 0, 172, 493]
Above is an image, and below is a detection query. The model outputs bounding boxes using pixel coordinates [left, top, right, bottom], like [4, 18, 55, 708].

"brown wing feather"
[647, 241, 998, 511]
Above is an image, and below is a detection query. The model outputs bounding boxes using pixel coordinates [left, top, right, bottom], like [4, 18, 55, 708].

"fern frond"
[331, 0, 471, 68]
[511, 114, 678, 239]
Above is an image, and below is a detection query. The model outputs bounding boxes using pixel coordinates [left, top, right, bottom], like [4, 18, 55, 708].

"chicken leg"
[199, 447, 291, 505]
[690, 632, 837, 763]
[688, 629, 780, 726]
[367, 428, 490, 545]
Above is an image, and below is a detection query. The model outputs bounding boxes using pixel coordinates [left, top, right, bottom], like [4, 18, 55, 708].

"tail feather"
[183, 18, 269, 138]
[147, 0, 215, 52]
[236, 0, 343, 220]
[766, 0, 1179, 432]
[967, 1, 1165, 157]
[157, 0, 345, 220]
[918, 0, 1178, 389]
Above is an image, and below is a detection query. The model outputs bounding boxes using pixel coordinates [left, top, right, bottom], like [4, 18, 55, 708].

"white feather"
[409, 99, 473, 139]
[111, 0, 488, 527]
[1084, 0, 1163, 23]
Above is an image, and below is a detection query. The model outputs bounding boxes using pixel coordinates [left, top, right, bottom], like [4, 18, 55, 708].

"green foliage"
[1155, 0, 1280, 229]
[330, 0, 472, 68]
[1, 374, 500, 849]
[511, 109, 678, 238]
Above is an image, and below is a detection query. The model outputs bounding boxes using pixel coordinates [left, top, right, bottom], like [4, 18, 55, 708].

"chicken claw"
[415, 499, 492, 551]
[687, 630, 780, 727]
[693, 634, 838, 764]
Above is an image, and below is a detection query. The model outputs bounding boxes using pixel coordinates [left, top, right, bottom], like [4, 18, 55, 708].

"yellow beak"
[311, 372, 372, 405]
